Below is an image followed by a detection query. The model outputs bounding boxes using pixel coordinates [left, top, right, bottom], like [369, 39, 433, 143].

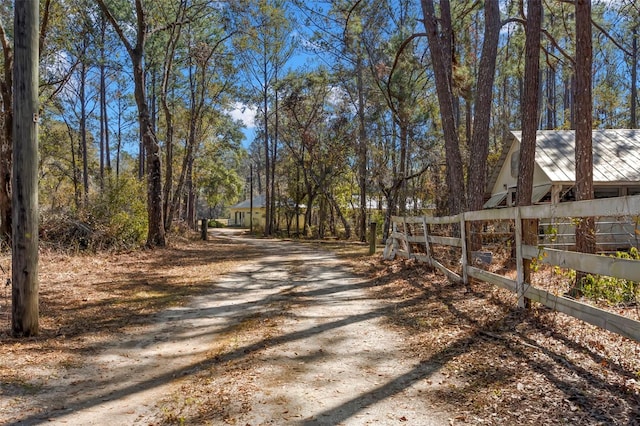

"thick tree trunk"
[516, 0, 543, 309]
[574, 0, 595, 294]
[421, 0, 465, 215]
[98, 0, 166, 247]
[466, 0, 500, 213]
[12, 0, 39, 337]
[161, 93, 175, 229]
[517, 0, 542, 207]
[133, 56, 165, 247]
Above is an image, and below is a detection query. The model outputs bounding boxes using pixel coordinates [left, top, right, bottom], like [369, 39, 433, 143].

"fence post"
[369, 222, 377, 255]
[460, 213, 469, 285]
[421, 216, 432, 265]
[201, 219, 208, 241]
[515, 208, 528, 308]
[402, 216, 412, 258]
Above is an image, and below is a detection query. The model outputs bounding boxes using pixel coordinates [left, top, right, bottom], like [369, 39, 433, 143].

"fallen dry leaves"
[1, 234, 639, 425]
[350, 255, 640, 425]
[0, 233, 262, 411]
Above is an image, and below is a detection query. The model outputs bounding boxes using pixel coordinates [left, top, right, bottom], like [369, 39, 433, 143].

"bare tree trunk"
[263, 81, 271, 236]
[186, 156, 196, 229]
[160, 1, 186, 229]
[116, 94, 123, 177]
[516, 0, 543, 309]
[0, 22, 13, 240]
[466, 0, 500, 213]
[99, 14, 111, 183]
[62, 118, 80, 210]
[12, 0, 39, 337]
[79, 59, 89, 207]
[421, 0, 465, 215]
[517, 0, 542, 207]
[573, 0, 595, 294]
[631, 25, 637, 129]
[97, 0, 165, 247]
[271, 73, 279, 235]
[0, 1, 50, 241]
[356, 55, 368, 242]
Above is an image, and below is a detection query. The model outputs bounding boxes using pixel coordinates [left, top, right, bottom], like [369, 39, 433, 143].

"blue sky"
[229, 102, 257, 148]
[229, 25, 326, 149]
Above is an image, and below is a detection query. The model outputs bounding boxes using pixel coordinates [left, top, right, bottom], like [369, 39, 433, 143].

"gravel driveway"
[12, 230, 450, 425]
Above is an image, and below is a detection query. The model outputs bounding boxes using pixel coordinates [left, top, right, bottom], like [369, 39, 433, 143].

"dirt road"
[4, 230, 450, 425]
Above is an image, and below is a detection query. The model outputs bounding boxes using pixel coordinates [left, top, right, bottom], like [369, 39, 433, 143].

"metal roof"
[229, 195, 306, 210]
[230, 194, 266, 209]
[483, 183, 551, 209]
[511, 129, 640, 184]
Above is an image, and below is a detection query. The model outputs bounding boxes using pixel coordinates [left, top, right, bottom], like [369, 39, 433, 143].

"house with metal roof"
[228, 194, 266, 227]
[484, 129, 640, 251]
[228, 194, 306, 232]
[484, 129, 640, 209]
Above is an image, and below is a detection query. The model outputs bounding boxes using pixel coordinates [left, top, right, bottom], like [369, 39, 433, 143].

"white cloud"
[229, 102, 257, 128]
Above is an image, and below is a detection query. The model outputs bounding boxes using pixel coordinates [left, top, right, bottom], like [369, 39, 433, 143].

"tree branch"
[96, 0, 134, 56]
[39, 0, 52, 55]
[592, 18, 632, 57]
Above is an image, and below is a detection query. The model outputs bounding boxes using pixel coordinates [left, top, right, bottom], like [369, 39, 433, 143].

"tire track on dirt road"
[9, 230, 451, 425]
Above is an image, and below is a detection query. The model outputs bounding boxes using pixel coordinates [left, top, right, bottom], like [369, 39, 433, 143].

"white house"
[484, 130, 640, 252]
[228, 195, 266, 227]
[228, 194, 305, 231]
[485, 129, 640, 209]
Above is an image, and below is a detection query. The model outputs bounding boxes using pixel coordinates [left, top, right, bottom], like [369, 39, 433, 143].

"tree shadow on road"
[3, 238, 640, 425]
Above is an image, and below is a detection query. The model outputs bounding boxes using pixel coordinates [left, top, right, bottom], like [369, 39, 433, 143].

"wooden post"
[421, 216, 432, 264]
[515, 208, 524, 307]
[12, 0, 39, 337]
[461, 213, 469, 285]
[522, 217, 537, 308]
[369, 222, 377, 255]
[200, 219, 208, 241]
[402, 216, 412, 258]
[515, 208, 533, 308]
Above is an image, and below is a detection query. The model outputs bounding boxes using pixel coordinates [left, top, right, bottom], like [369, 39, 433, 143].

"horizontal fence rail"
[384, 194, 640, 342]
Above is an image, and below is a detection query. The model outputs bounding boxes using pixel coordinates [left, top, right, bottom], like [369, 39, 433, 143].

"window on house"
[594, 187, 620, 199]
[510, 150, 520, 178]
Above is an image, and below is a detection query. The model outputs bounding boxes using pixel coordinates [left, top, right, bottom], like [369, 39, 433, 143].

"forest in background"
[0, 0, 639, 250]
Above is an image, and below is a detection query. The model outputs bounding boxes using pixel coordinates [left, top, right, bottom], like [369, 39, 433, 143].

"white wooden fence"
[384, 195, 640, 342]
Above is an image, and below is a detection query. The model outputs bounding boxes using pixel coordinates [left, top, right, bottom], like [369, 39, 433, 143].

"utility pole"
[12, 0, 39, 337]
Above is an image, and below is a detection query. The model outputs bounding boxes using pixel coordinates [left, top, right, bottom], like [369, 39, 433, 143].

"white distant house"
[485, 129, 640, 209]
[228, 194, 305, 230]
[228, 195, 266, 227]
[484, 129, 640, 252]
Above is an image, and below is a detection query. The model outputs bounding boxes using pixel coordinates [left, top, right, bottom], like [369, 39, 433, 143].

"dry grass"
[2, 233, 639, 425]
[0, 233, 264, 395]
[346, 254, 640, 425]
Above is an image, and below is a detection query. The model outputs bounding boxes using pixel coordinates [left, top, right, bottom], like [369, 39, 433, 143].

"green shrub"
[580, 248, 640, 306]
[207, 219, 226, 228]
[91, 175, 148, 249]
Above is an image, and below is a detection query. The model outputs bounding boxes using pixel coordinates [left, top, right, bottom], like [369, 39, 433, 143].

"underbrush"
[40, 175, 147, 252]
[579, 248, 640, 306]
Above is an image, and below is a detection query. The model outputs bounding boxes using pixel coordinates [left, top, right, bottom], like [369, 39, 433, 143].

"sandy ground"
[4, 230, 451, 425]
